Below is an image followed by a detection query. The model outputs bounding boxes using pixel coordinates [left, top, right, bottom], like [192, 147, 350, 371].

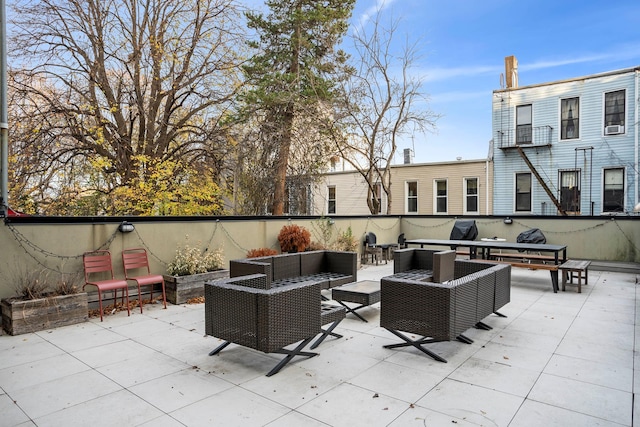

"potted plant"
[277, 224, 311, 253]
[163, 238, 228, 304]
[246, 248, 278, 258]
[1, 269, 88, 335]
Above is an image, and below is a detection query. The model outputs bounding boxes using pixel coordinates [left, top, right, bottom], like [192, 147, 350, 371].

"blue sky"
[244, 0, 640, 163]
[350, 0, 640, 163]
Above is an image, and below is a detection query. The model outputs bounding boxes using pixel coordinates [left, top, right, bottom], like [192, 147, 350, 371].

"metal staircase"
[516, 146, 567, 216]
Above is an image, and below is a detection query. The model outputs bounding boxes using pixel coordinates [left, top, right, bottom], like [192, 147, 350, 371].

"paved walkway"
[1, 263, 638, 426]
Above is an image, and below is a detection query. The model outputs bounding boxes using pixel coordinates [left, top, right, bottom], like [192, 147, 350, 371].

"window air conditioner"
[605, 125, 624, 135]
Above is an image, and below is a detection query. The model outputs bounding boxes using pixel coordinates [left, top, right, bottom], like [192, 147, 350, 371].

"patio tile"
[35, 321, 125, 353]
[472, 341, 553, 371]
[106, 317, 176, 339]
[96, 351, 190, 388]
[348, 360, 443, 403]
[543, 353, 633, 392]
[71, 338, 157, 368]
[415, 378, 524, 427]
[387, 405, 478, 426]
[264, 411, 329, 426]
[138, 414, 186, 427]
[0, 392, 30, 426]
[563, 317, 635, 351]
[8, 369, 122, 419]
[528, 373, 632, 426]
[489, 327, 563, 353]
[506, 309, 574, 338]
[170, 386, 289, 427]
[510, 399, 626, 427]
[448, 357, 540, 397]
[33, 389, 164, 427]
[0, 337, 66, 369]
[241, 364, 343, 409]
[296, 382, 409, 427]
[555, 336, 634, 369]
[0, 353, 90, 393]
[128, 368, 234, 413]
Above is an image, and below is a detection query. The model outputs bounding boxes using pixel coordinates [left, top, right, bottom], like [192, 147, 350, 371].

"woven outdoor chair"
[205, 274, 322, 376]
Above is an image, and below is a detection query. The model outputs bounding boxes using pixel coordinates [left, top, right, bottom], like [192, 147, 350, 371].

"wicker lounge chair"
[380, 251, 511, 362]
[204, 274, 322, 376]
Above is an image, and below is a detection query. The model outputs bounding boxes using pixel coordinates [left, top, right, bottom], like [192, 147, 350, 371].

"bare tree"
[8, 0, 245, 214]
[334, 12, 440, 214]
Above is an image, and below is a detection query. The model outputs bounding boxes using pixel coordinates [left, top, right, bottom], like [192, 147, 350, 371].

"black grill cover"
[449, 220, 478, 241]
[517, 228, 546, 245]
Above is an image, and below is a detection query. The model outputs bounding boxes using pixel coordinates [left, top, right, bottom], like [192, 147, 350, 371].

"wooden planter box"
[1, 292, 89, 336]
[163, 270, 229, 305]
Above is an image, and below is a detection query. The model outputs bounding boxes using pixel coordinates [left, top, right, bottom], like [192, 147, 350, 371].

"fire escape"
[497, 126, 568, 216]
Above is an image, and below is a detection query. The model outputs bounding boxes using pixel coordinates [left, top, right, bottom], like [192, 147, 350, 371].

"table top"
[335, 280, 380, 294]
[405, 238, 567, 252]
[481, 237, 506, 242]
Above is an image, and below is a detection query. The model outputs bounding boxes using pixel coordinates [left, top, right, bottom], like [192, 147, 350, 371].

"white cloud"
[357, 0, 399, 27]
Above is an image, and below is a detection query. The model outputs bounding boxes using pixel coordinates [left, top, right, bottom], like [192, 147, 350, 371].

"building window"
[603, 168, 624, 213]
[516, 104, 532, 144]
[434, 179, 447, 214]
[560, 170, 580, 213]
[604, 90, 625, 134]
[515, 173, 532, 212]
[406, 181, 418, 213]
[327, 186, 336, 214]
[464, 178, 479, 214]
[561, 97, 579, 140]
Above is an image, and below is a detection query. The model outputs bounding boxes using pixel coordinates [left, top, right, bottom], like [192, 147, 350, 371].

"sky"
[246, 0, 640, 164]
[349, 0, 640, 164]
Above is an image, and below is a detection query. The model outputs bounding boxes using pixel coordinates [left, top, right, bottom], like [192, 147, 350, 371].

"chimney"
[505, 55, 518, 88]
[403, 148, 413, 164]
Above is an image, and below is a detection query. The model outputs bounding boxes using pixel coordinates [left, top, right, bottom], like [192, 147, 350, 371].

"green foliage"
[332, 226, 358, 252]
[311, 216, 335, 249]
[166, 238, 224, 276]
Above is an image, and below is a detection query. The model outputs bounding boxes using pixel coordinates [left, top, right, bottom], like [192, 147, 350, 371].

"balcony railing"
[496, 125, 554, 149]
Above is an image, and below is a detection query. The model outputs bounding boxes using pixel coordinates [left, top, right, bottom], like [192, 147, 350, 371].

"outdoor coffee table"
[331, 280, 381, 322]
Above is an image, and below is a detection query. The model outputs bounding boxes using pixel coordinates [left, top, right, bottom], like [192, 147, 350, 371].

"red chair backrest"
[122, 248, 151, 278]
[83, 250, 115, 282]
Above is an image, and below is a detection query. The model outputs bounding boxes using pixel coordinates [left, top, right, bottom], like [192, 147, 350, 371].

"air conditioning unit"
[605, 125, 624, 135]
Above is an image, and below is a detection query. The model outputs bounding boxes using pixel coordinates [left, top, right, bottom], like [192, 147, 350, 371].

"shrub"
[277, 224, 311, 253]
[167, 238, 224, 276]
[333, 226, 358, 252]
[246, 248, 278, 258]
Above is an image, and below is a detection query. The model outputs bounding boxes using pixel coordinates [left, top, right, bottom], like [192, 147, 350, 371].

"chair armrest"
[325, 251, 357, 277]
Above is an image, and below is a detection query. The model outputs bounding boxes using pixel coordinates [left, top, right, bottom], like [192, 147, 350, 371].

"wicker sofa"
[380, 248, 511, 362]
[228, 250, 357, 290]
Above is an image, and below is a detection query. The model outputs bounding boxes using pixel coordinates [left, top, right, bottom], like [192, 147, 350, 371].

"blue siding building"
[492, 57, 639, 216]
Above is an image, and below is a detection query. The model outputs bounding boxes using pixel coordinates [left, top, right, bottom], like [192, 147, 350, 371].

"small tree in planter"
[277, 224, 311, 253]
[163, 238, 228, 304]
[1, 269, 88, 335]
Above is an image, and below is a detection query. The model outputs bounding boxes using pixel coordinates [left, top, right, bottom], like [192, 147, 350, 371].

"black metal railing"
[496, 125, 554, 149]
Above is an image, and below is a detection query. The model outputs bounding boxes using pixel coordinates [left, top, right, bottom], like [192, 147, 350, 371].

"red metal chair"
[83, 250, 131, 322]
[122, 247, 167, 313]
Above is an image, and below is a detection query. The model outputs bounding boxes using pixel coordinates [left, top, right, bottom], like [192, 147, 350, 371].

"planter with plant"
[277, 224, 311, 253]
[246, 248, 279, 258]
[1, 270, 88, 336]
[163, 239, 228, 304]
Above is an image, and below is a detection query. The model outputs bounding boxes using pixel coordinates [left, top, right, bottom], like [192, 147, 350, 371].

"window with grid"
[327, 186, 336, 214]
[406, 181, 418, 213]
[561, 97, 579, 140]
[515, 173, 531, 212]
[464, 178, 479, 214]
[516, 104, 532, 144]
[604, 90, 625, 128]
[434, 179, 447, 213]
[560, 170, 580, 213]
[603, 168, 624, 213]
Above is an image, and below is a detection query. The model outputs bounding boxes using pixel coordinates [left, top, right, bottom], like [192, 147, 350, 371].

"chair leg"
[209, 341, 231, 356]
[311, 319, 343, 349]
[268, 337, 318, 376]
[98, 290, 104, 322]
[383, 328, 447, 363]
[137, 283, 144, 313]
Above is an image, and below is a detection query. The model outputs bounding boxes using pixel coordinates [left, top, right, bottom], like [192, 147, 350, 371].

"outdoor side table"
[331, 280, 381, 322]
[560, 260, 591, 293]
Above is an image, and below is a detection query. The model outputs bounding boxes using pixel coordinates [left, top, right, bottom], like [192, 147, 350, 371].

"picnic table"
[405, 239, 567, 293]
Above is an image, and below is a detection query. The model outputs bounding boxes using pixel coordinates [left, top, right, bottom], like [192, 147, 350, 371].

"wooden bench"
[559, 260, 591, 293]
